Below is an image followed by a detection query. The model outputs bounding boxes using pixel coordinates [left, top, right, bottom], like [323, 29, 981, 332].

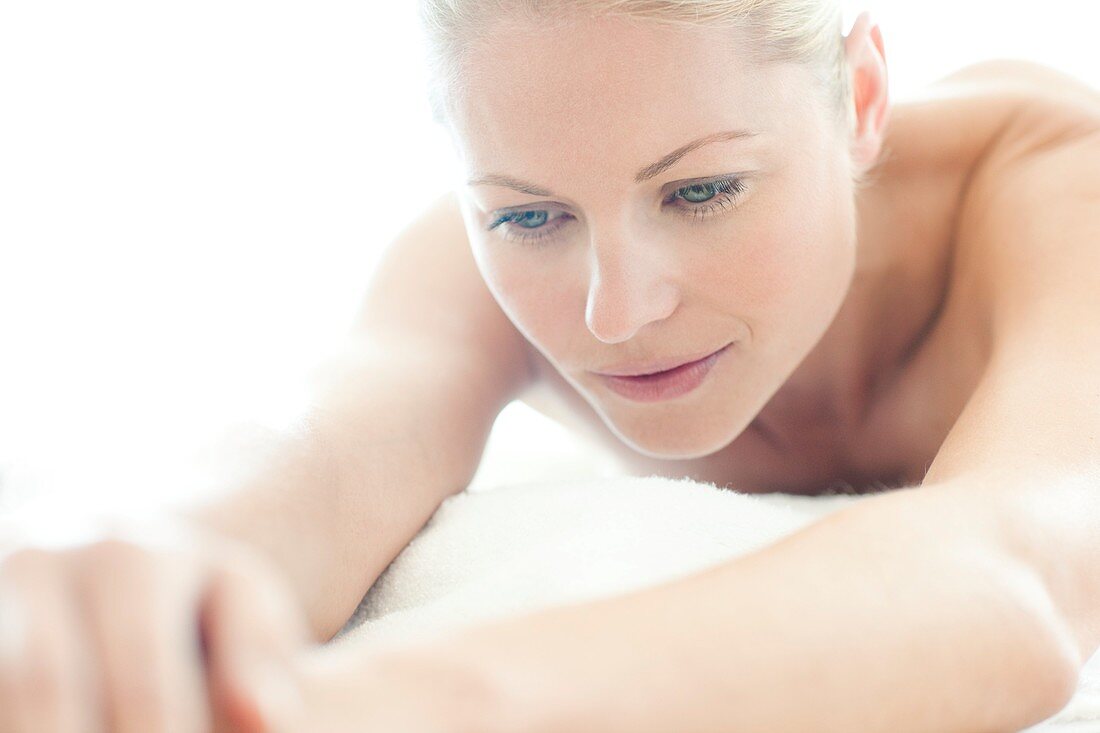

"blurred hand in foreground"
[0, 517, 312, 732]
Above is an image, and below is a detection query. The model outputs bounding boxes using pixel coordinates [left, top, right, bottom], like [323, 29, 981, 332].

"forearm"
[179, 340, 497, 642]
[178, 417, 378, 645]
[350, 481, 1079, 733]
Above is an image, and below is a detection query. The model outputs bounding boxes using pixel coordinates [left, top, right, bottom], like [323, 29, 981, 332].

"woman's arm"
[180, 191, 534, 644]
[299, 476, 1081, 733]
[294, 132, 1100, 732]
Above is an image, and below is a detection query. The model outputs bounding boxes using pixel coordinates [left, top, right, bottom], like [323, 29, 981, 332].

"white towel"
[335, 475, 1100, 732]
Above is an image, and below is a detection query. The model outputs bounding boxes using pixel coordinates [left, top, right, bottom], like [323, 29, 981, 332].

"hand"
[0, 517, 312, 733]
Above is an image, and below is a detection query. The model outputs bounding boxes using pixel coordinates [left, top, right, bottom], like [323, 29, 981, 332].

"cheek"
[691, 220, 815, 313]
[470, 240, 580, 346]
[702, 183, 852, 315]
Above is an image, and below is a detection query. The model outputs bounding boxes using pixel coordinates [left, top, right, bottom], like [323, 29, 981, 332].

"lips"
[597, 342, 733, 402]
[595, 342, 735, 377]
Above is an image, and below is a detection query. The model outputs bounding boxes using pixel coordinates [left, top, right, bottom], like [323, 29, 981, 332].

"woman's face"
[448, 14, 860, 460]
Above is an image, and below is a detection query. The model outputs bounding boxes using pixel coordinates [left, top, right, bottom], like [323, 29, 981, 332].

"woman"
[1, 2, 1098, 732]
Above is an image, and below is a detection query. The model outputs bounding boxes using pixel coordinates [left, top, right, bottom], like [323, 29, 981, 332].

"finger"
[74, 538, 211, 733]
[0, 549, 102, 733]
[199, 548, 311, 733]
[0, 559, 30, 733]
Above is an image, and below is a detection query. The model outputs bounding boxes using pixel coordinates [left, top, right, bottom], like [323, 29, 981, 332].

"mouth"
[596, 342, 734, 403]
[594, 341, 736, 377]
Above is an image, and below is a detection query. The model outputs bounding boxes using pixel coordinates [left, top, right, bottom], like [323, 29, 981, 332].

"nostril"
[585, 289, 679, 345]
[585, 309, 638, 345]
[584, 249, 681, 343]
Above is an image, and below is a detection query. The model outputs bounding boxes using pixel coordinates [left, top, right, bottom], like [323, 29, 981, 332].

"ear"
[843, 11, 890, 173]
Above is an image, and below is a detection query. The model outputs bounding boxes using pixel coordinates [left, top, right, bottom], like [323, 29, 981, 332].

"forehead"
[447, 14, 821, 182]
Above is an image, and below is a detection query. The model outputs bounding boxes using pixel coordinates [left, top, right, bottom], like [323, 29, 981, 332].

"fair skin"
[2, 9, 1099, 733]
[450, 12, 879, 467]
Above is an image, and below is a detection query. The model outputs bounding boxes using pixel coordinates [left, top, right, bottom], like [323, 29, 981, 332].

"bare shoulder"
[945, 62, 1100, 336]
[943, 57, 1100, 224]
[934, 59, 1100, 154]
[869, 59, 1098, 200]
[879, 59, 1100, 311]
[354, 190, 536, 401]
[937, 58, 1097, 92]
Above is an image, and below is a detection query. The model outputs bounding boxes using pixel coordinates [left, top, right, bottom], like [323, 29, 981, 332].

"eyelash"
[486, 176, 748, 246]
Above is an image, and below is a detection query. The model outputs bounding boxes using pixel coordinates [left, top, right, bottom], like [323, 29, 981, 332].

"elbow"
[1020, 622, 1081, 731]
[996, 561, 1083, 730]
[1031, 613, 1083, 725]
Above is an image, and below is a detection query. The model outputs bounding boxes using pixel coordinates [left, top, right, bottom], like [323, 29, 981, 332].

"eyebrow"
[466, 128, 759, 196]
[465, 173, 554, 197]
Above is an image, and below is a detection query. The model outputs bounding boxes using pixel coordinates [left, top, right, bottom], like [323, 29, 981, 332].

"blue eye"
[660, 177, 748, 222]
[669, 177, 747, 217]
[678, 182, 723, 203]
[486, 175, 748, 246]
[513, 210, 548, 228]
[487, 208, 570, 245]
[489, 209, 553, 232]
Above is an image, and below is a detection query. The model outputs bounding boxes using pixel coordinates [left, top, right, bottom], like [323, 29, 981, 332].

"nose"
[584, 234, 681, 344]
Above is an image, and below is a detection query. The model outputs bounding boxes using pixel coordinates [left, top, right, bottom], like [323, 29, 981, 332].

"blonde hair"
[419, 0, 852, 129]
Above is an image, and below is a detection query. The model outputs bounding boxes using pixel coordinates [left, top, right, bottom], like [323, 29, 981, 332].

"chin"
[572, 374, 756, 461]
[605, 416, 743, 461]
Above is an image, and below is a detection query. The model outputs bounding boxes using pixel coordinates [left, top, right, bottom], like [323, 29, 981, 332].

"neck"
[754, 160, 952, 444]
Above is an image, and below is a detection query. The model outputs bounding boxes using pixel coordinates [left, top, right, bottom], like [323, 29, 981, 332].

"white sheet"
[335, 475, 1100, 732]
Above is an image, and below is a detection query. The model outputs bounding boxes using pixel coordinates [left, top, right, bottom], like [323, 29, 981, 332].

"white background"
[1, 1, 1097, 517]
